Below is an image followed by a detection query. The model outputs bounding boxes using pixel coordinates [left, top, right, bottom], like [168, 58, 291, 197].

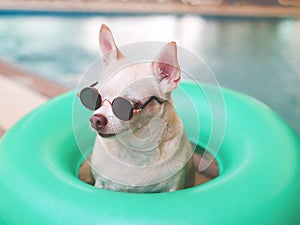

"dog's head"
[86, 24, 181, 138]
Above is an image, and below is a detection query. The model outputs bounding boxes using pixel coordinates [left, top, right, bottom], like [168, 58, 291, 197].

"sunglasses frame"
[79, 82, 167, 121]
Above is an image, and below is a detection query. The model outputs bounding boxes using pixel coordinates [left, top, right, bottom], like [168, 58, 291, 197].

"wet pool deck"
[0, 0, 300, 17]
[0, 60, 68, 138]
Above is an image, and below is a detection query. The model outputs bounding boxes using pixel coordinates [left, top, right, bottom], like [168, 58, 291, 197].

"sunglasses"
[79, 82, 166, 121]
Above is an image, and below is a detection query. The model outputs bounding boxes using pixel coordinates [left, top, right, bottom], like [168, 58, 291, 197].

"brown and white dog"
[81, 24, 196, 193]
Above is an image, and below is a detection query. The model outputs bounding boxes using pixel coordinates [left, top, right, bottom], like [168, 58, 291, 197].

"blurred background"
[0, 0, 299, 137]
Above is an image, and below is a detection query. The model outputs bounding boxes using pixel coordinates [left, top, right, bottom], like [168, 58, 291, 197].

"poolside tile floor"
[0, 0, 300, 17]
[0, 60, 69, 138]
[0, 74, 48, 131]
[0, 126, 5, 138]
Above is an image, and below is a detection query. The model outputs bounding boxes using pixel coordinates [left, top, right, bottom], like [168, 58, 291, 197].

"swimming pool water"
[0, 13, 300, 136]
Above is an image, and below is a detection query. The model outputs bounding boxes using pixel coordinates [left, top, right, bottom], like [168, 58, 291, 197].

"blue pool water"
[0, 13, 300, 136]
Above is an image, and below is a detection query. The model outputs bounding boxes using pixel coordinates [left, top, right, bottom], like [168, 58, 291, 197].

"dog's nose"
[90, 114, 107, 131]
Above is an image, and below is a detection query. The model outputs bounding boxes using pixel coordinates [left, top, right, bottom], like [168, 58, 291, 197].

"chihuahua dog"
[79, 24, 195, 193]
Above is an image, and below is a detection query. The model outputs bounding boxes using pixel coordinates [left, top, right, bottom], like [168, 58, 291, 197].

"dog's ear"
[99, 24, 123, 66]
[152, 42, 181, 94]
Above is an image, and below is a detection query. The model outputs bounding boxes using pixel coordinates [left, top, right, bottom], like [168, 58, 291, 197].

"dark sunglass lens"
[79, 88, 102, 110]
[112, 97, 134, 121]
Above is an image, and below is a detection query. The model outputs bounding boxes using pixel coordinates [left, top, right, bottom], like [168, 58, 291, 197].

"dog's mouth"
[97, 132, 116, 138]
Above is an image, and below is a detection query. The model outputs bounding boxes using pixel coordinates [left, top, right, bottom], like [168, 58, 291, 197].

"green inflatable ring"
[0, 81, 300, 225]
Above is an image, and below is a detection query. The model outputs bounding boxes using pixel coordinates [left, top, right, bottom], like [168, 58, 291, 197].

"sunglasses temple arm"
[90, 81, 98, 87]
[140, 96, 166, 110]
[77, 81, 98, 98]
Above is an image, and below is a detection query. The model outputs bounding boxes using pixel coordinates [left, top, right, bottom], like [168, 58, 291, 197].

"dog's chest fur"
[91, 102, 194, 192]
